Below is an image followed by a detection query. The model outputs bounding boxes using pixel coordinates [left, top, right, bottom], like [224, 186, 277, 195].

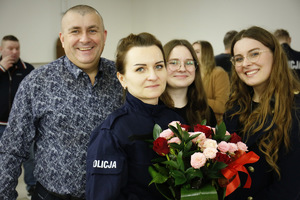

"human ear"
[117, 72, 126, 90]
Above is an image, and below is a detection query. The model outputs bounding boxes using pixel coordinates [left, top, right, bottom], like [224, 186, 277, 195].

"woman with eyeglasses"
[86, 33, 184, 199]
[224, 26, 300, 199]
[160, 39, 217, 127]
[192, 40, 230, 124]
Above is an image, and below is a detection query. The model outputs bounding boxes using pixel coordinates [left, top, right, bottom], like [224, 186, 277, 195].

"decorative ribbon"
[221, 151, 260, 196]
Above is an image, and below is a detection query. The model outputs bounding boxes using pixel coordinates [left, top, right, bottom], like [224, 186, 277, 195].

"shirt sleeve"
[86, 126, 127, 200]
[0, 76, 36, 199]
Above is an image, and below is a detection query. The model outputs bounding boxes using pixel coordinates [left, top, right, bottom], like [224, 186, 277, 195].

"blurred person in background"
[215, 30, 238, 79]
[274, 29, 300, 78]
[0, 35, 36, 197]
[193, 40, 230, 124]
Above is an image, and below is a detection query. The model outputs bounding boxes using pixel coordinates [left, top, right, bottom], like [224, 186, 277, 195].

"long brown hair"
[227, 26, 300, 177]
[160, 39, 212, 126]
[193, 40, 216, 86]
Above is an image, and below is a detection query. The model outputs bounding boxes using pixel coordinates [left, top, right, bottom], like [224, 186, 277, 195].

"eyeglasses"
[167, 59, 197, 71]
[231, 49, 269, 67]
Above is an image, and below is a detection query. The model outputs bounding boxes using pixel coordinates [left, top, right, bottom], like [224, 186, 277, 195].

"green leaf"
[183, 149, 199, 158]
[182, 130, 190, 142]
[148, 166, 169, 184]
[215, 122, 226, 137]
[185, 133, 200, 143]
[169, 124, 182, 140]
[153, 124, 162, 140]
[183, 141, 193, 153]
[170, 170, 187, 186]
[211, 161, 228, 171]
[223, 135, 231, 142]
[201, 119, 207, 125]
[177, 151, 185, 171]
[169, 142, 183, 151]
[162, 160, 179, 169]
[185, 167, 203, 181]
[152, 163, 170, 176]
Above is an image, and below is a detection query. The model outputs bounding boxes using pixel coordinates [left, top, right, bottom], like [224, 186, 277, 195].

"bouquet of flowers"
[148, 121, 259, 200]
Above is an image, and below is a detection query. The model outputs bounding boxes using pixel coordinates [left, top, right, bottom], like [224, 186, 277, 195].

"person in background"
[273, 29, 300, 78]
[160, 39, 217, 127]
[0, 5, 122, 199]
[0, 35, 36, 197]
[215, 30, 238, 79]
[86, 32, 184, 199]
[193, 40, 230, 124]
[224, 26, 300, 199]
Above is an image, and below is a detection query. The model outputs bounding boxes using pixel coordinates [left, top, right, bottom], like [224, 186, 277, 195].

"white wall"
[1, 0, 300, 65]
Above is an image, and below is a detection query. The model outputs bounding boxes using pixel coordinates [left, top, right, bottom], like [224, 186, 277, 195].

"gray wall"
[1, 0, 300, 66]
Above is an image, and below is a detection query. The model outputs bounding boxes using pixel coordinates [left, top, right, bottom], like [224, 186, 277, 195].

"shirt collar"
[63, 56, 103, 79]
[125, 92, 166, 116]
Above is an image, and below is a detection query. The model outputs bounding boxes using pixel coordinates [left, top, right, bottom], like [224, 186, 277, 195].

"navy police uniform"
[86, 92, 184, 200]
[223, 94, 300, 200]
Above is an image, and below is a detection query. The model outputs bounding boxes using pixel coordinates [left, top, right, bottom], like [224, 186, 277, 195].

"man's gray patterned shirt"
[0, 56, 123, 199]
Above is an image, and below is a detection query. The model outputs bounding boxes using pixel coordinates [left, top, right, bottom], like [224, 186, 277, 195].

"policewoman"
[86, 32, 184, 199]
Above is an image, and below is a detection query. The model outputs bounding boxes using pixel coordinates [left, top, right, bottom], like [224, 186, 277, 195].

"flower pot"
[180, 184, 218, 200]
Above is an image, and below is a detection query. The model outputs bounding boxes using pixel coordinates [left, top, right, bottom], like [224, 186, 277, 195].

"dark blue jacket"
[86, 92, 185, 200]
[281, 43, 300, 78]
[223, 94, 300, 200]
[0, 58, 34, 123]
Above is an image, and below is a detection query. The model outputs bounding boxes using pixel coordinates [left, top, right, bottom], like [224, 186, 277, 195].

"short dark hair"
[223, 30, 238, 49]
[2, 35, 19, 42]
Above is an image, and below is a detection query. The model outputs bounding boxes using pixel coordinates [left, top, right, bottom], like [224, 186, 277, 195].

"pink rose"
[228, 143, 238, 154]
[189, 132, 206, 144]
[218, 141, 230, 153]
[160, 129, 174, 139]
[237, 141, 248, 152]
[225, 131, 230, 136]
[168, 137, 181, 145]
[203, 147, 218, 159]
[190, 152, 206, 169]
[168, 121, 181, 127]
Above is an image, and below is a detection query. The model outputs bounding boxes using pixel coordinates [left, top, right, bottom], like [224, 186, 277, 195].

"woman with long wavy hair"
[224, 26, 300, 200]
[160, 39, 216, 127]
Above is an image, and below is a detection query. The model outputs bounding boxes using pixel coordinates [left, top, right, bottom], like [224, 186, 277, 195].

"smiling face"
[233, 38, 273, 92]
[59, 10, 107, 72]
[166, 45, 196, 89]
[117, 45, 167, 105]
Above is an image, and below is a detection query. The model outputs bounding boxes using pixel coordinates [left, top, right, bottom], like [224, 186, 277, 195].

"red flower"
[194, 124, 213, 138]
[153, 137, 170, 156]
[180, 124, 191, 131]
[229, 132, 242, 143]
[215, 152, 231, 164]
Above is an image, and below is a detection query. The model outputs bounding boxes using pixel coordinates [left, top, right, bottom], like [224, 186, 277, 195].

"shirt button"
[247, 196, 253, 200]
[248, 166, 255, 173]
